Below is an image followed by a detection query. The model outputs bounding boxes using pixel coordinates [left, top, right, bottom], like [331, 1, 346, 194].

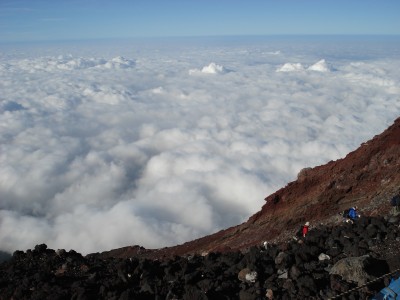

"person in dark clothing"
[391, 193, 400, 215]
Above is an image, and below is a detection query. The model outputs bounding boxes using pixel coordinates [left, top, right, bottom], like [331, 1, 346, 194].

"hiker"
[302, 222, 310, 237]
[347, 206, 360, 222]
[293, 222, 310, 241]
[390, 193, 400, 215]
[263, 241, 268, 250]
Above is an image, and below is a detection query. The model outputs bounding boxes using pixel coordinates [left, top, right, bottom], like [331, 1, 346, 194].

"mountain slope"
[101, 117, 400, 260]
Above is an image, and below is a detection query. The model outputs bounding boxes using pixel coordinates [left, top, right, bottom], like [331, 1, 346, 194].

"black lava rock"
[1, 216, 399, 299]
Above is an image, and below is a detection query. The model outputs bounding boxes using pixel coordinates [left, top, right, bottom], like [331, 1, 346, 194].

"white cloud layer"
[1, 37, 400, 254]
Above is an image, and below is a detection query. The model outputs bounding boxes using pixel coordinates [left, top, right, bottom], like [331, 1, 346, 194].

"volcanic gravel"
[1, 215, 399, 300]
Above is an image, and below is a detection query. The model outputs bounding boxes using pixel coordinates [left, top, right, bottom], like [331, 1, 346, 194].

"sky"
[1, 0, 400, 42]
[1, 36, 400, 254]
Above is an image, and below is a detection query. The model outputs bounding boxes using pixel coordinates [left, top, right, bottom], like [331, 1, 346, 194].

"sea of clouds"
[1, 36, 400, 254]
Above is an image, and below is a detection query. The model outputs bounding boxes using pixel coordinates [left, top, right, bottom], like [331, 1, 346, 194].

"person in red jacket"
[302, 222, 310, 237]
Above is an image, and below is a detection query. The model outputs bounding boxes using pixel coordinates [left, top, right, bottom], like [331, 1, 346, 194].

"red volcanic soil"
[101, 117, 400, 260]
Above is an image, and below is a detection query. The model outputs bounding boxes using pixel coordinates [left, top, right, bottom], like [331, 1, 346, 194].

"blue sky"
[1, 0, 400, 43]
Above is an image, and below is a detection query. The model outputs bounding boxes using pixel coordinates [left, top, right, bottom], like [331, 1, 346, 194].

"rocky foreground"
[1, 214, 400, 299]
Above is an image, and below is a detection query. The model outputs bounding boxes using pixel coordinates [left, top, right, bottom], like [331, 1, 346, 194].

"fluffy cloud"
[0, 38, 399, 254]
[7, 55, 135, 72]
[276, 59, 331, 72]
[276, 62, 304, 72]
[189, 62, 227, 75]
[308, 59, 331, 72]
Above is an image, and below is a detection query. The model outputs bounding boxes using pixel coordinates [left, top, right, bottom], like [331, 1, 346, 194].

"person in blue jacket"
[347, 206, 360, 222]
[371, 274, 400, 299]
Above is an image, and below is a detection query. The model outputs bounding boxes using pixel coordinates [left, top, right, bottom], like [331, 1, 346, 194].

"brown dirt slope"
[101, 117, 400, 260]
